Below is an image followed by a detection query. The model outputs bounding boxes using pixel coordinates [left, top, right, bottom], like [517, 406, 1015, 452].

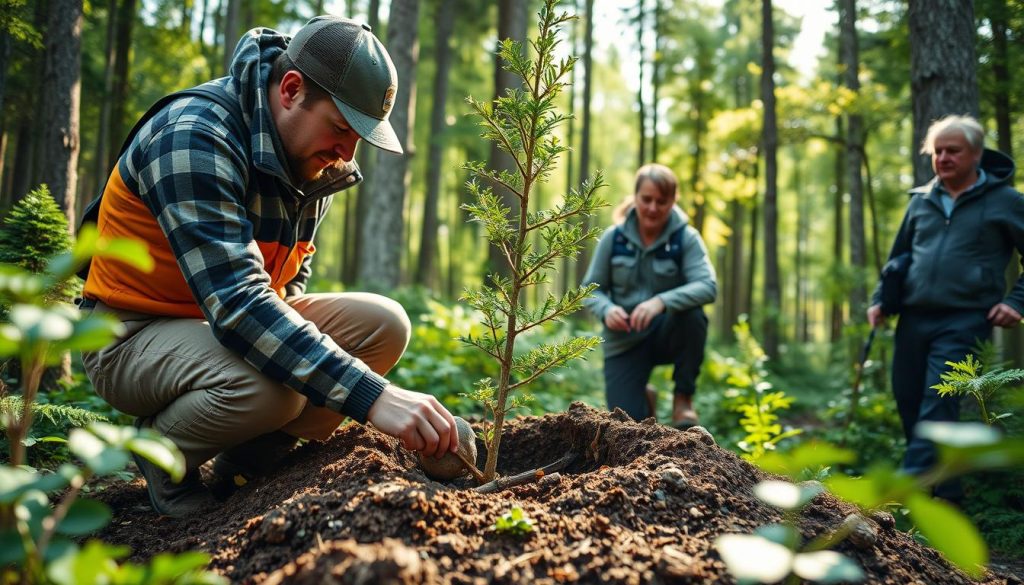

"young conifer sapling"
[461, 0, 606, 483]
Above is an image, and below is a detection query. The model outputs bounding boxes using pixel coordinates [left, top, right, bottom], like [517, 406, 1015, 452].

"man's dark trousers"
[892, 307, 991, 499]
[604, 307, 708, 421]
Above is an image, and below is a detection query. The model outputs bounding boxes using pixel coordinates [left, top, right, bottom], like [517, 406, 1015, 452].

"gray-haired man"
[868, 115, 1024, 500]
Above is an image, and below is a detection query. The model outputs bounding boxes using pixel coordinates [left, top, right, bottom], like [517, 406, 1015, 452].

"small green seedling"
[494, 507, 534, 536]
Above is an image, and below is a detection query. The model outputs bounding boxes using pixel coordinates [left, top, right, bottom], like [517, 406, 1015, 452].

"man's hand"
[866, 304, 886, 328]
[629, 297, 666, 332]
[604, 305, 632, 332]
[367, 385, 458, 458]
[988, 302, 1022, 328]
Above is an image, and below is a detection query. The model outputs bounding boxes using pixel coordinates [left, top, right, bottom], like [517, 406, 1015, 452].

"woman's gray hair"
[919, 115, 985, 155]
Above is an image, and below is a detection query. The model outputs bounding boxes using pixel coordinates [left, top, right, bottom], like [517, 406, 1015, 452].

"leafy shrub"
[699, 318, 801, 460]
[0, 226, 224, 584]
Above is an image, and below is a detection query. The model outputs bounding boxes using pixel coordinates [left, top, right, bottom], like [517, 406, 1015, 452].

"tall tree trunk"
[221, 0, 241, 75]
[831, 116, 846, 342]
[346, 0, 381, 284]
[988, 0, 1021, 365]
[793, 147, 809, 342]
[561, 0, 580, 297]
[93, 0, 118, 201]
[760, 0, 780, 357]
[8, 0, 48, 204]
[415, 0, 455, 290]
[650, 0, 661, 161]
[840, 0, 867, 316]
[908, 0, 978, 184]
[357, 0, 419, 290]
[689, 92, 705, 234]
[636, 0, 646, 167]
[36, 0, 82, 228]
[724, 197, 744, 338]
[485, 0, 528, 278]
[108, 0, 137, 170]
[573, 0, 595, 283]
[0, 31, 10, 204]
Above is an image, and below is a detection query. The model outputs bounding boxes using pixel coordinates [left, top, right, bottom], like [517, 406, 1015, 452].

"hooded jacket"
[872, 148, 1024, 314]
[82, 28, 386, 422]
[582, 206, 717, 357]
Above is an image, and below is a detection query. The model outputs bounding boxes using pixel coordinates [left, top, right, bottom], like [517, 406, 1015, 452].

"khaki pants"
[81, 293, 410, 470]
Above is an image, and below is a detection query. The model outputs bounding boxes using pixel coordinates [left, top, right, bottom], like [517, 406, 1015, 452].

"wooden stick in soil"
[454, 450, 486, 484]
[474, 453, 576, 494]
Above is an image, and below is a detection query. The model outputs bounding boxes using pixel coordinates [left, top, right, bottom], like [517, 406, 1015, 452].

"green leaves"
[907, 493, 987, 578]
[758, 442, 856, 479]
[716, 533, 867, 584]
[69, 422, 185, 482]
[494, 507, 534, 536]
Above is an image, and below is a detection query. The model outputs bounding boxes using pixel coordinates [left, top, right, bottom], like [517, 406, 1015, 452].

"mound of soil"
[95, 403, 1020, 584]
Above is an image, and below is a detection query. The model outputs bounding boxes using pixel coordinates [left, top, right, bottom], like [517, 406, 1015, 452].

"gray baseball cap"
[287, 15, 402, 154]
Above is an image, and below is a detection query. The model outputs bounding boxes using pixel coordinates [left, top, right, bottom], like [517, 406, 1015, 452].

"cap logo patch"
[382, 85, 396, 115]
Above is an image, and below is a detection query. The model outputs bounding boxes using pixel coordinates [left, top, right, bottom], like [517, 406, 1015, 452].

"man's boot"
[133, 418, 215, 517]
[671, 394, 700, 429]
[209, 430, 298, 499]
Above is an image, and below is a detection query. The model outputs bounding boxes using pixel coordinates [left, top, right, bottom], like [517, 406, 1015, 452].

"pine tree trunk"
[840, 0, 867, 316]
[415, 0, 455, 290]
[831, 116, 846, 343]
[650, 0, 661, 161]
[221, 0, 241, 75]
[573, 0, 595, 283]
[908, 0, 978, 185]
[93, 0, 118, 201]
[357, 0, 419, 290]
[636, 0, 646, 168]
[37, 0, 82, 229]
[760, 0, 780, 357]
[108, 0, 137, 170]
[988, 0, 1022, 365]
[347, 0, 381, 285]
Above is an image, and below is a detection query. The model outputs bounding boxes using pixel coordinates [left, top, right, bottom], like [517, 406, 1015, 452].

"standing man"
[80, 16, 458, 517]
[868, 115, 1024, 500]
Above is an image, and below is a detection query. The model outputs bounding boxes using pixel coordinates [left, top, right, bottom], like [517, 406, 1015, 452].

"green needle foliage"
[931, 345, 1024, 426]
[461, 0, 606, 483]
[0, 185, 77, 307]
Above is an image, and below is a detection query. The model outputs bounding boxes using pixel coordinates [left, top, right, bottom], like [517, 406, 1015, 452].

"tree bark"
[650, 0, 661, 161]
[831, 116, 846, 342]
[760, 0, 780, 357]
[36, 0, 82, 228]
[108, 0, 137, 171]
[839, 0, 867, 316]
[221, 0, 241, 75]
[485, 0, 528, 279]
[346, 0, 381, 285]
[636, 0, 646, 168]
[93, 0, 118, 202]
[415, 0, 455, 290]
[573, 0, 595, 283]
[357, 0, 419, 290]
[908, 0, 978, 185]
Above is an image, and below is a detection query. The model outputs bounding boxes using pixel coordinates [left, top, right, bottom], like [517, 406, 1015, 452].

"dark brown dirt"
[95, 403, 1021, 584]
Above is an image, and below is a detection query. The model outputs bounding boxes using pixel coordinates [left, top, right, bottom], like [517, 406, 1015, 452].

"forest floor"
[95, 403, 1022, 584]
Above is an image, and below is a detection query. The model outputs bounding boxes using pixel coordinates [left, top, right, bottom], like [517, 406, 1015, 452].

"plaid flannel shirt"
[84, 28, 387, 422]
